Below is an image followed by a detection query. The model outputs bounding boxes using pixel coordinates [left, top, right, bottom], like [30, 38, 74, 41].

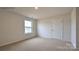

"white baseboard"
[0, 36, 37, 47]
[0, 39, 23, 47]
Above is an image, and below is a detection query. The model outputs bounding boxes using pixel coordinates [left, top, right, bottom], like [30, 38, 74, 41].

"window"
[24, 20, 32, 34]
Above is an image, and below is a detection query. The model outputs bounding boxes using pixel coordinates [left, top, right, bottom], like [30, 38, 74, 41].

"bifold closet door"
[50, 18, 63, 40]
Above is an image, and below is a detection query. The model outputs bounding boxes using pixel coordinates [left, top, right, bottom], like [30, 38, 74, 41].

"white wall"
[0, 11, 37, 46]
[38, 14, 71, 42]
[71, 8, 76, 48]
[63, 14, 71, 42]
[37, 17, 63, 39]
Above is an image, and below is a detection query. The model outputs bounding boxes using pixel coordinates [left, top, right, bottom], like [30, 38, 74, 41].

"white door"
[51, 18, 63, 40]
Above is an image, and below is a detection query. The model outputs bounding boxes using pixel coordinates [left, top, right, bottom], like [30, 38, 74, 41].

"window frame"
[24, 20, 32, 34]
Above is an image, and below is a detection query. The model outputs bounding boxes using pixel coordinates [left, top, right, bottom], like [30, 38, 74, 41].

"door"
[51, 18, 63, 40]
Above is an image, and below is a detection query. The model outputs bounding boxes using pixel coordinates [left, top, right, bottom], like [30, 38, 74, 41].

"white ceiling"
[0, 7, 73, 19]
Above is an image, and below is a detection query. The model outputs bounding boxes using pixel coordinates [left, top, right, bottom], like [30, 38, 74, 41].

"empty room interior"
[0, 7, 79, 51]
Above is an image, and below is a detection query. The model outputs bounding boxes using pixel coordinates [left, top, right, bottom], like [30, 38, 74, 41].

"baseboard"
[0, 36, 37, 48]
[0, 39, 23, 47]
[38, 37, 71, 42]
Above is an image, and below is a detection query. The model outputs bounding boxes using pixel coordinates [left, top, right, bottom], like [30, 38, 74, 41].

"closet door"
[51, 18, 63, 40]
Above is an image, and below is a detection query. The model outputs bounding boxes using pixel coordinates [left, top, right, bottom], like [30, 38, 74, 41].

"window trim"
[24, 20, 32, 34]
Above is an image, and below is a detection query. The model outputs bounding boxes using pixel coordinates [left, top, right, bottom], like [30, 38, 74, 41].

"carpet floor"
[0, 37, 75, 51]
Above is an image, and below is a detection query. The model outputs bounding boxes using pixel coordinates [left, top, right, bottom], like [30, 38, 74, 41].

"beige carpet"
[0, 37, 74, 51]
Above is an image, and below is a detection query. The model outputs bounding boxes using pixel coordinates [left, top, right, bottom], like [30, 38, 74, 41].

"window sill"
[25, 33, 32, 35]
